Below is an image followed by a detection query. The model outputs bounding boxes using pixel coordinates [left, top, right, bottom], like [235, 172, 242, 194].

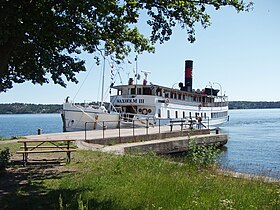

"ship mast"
[135, 55, 138, 86]
[101, 55, 106, 105]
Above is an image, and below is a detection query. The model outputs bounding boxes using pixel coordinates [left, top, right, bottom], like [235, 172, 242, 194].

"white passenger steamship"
[61, 60, 228, 131]
[110, 60, 228, 128]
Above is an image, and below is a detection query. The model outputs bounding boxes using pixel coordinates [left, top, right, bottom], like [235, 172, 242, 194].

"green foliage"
[0, 103, 62, 114]
[10, 136, 26, 140]
[229, 101, 280, 109]
[0, 0, 253, 92]
[77, 194, 88, 210]
[186, 139, 220, 168]
[58, 194, 63, 210]
[0, 147, 11, 173]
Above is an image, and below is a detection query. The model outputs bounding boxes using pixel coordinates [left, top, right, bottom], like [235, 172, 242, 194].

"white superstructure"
[110, 60, 228, 128]
[110, 84, 228, 128]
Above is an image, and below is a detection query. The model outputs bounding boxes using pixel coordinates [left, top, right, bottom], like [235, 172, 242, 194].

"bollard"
[38, 128, 42, 135]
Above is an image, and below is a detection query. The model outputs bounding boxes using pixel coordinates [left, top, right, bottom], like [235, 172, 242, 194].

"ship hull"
[62, 103, 120, 132]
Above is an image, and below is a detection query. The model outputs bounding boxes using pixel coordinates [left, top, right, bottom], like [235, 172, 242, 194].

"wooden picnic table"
[16, 139, 77, 166]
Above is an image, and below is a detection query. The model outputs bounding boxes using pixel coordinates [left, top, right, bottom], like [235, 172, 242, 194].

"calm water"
[0, 110, 279, 178]
[219, 109, 280, 178]
[0, 114, 62, 137]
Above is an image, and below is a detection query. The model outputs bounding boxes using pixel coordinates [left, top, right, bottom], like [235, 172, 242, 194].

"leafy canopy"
[0, 0, 253, 92]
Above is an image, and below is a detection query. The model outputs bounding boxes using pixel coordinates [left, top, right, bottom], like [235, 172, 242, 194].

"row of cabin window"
[211, 111, 228, 118]
[164, 92, 213, 103]
[158, 110, 208, 119]
[126, 87, 214, 103]
[158, 109, 228, 119]
[130, 87, 151, 95]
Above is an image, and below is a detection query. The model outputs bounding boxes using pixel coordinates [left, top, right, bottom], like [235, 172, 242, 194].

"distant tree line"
[0, 103, 62, 114]
[229, 101, 280, 109]
[0, 101, 280, 114]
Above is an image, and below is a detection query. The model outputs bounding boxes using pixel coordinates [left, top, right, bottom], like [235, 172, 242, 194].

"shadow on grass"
[2, 188, 134, 210]
[0, 161, 140, 210]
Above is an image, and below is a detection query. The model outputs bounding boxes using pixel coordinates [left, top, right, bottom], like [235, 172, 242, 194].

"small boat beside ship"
[61, 60, 228, 131]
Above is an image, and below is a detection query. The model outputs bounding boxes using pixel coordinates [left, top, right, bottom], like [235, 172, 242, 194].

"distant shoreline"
[229, 101, 280, 110]
[0, 103, 62, 114]
[1, 101, 280, 114]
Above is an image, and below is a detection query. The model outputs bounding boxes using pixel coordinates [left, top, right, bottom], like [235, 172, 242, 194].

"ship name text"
[116, 98, 145, 104]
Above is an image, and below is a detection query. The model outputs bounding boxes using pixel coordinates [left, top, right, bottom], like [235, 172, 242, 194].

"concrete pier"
[23, 125, 228, 155]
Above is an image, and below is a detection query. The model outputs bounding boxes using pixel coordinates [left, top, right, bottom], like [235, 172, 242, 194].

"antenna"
[141, 70, 151, 80]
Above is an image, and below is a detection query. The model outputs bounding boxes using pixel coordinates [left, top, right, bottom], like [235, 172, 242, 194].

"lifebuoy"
[165, 98, 169, 105]
[142, 108, 148, 115]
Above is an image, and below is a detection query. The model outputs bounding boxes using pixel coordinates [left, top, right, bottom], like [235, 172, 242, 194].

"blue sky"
[1, 0, 280, 104]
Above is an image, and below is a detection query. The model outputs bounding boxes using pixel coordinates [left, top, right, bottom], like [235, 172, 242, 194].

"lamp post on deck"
[213, 82, 223, 103]
[172, 83, 178, 89]
[213, 82, 223, 96]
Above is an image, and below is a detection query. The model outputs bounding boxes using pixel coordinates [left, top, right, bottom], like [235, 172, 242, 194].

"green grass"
[0, 142, 21, 154]
[1, 143, 279, 210]
[0, 136, 26, 141]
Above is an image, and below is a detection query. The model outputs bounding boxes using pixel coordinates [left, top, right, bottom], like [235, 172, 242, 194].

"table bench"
[16, 139, 77, 166]
[169, 119, 197, 131]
